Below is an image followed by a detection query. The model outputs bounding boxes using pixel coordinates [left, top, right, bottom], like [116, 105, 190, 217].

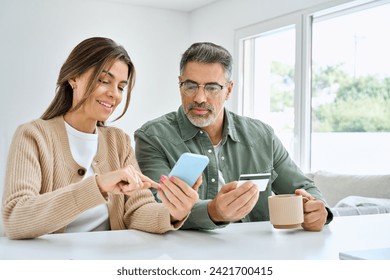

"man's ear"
[225, 81, 233, 100]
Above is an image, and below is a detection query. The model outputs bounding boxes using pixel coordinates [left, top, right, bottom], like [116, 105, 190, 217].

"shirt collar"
[177, 106, 240, 143]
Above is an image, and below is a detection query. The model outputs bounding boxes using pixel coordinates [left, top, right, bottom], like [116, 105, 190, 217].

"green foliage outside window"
[270, 62, 390, 132]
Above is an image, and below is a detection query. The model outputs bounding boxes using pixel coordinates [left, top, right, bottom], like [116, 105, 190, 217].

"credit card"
[237, 173, 271, 191]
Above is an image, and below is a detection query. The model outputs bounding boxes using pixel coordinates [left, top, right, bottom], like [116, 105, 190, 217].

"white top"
[64, 122, 110, 232]
[213, 141, 226, 190]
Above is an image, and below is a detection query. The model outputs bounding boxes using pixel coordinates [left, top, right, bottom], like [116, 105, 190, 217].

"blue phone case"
[169, 153, 209, 186]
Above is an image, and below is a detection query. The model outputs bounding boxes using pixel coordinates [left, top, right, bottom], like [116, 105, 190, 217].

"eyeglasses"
[179, 81, 228, 97]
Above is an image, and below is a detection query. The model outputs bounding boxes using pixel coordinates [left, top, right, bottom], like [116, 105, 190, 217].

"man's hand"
[295, 189, 328, 231]
[207, 181, 259, 223]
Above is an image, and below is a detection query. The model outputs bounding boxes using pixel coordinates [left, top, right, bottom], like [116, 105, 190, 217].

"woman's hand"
[157, 175, 201, 222]
[95, 165, 159, 196]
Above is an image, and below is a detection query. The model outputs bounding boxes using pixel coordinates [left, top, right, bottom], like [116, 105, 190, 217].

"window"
[311, 2, 390, 174]
[236, 0, 390, 175]
[237, 15, 299, 157]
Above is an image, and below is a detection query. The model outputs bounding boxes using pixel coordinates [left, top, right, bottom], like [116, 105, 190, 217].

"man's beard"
[185, 102, 217, 128]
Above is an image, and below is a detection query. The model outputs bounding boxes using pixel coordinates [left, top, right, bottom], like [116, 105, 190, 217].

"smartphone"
[237, 173, 271, 192]
[169, 153, 209, 186]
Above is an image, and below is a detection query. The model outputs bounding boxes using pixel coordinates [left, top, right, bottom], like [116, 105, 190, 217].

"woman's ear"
[68, 78, 77, 90]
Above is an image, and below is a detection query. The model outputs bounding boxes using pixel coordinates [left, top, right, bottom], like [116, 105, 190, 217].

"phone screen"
[169, 153, 209, 186]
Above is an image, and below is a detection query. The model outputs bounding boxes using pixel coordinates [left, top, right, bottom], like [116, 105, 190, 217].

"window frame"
[234, 0, 387, 173]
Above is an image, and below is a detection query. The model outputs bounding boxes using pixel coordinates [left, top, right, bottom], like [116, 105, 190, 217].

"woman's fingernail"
[169, 176, 175, 182]
[160, 175, 166, 182]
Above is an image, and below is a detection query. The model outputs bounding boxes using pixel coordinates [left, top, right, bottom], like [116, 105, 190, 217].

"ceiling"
[111, 0, 218, 12]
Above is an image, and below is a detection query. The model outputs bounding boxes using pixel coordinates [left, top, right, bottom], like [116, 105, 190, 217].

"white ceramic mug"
[268, 194, 307, 229]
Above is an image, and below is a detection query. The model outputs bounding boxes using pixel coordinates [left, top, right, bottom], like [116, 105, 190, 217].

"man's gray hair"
[180, 42, 233, 81]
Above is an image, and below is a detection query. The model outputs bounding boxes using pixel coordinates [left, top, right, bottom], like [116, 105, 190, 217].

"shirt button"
[92, 161, 97, 166]
[77, 169, 86, 176]
[221, 156, 225, 160]
[208, 149, 212, 153]
[200, 131, 204, 134]
[211, 178, 216, 182]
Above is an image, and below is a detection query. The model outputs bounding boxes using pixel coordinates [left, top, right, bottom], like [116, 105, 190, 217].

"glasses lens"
[182, 82, 198, 95]
[204, 84, 222, 95]
[180, 81, 225, 97]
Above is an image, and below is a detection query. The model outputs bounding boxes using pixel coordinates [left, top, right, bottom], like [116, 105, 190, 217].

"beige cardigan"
[2, 116, 180, 239]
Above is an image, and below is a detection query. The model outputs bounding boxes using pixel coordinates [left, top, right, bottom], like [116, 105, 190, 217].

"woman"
[1, 37, 200, 239]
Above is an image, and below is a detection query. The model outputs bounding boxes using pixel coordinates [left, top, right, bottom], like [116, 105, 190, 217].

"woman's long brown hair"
[41, 37, 135, 126]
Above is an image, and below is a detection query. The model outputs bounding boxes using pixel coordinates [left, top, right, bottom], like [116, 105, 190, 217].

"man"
[134, 42, 332, 231]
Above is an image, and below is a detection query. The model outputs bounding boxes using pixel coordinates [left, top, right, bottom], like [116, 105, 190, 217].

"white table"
[1, 214, 390, 260]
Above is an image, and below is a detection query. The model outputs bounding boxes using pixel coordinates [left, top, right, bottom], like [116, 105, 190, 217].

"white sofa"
[0, 209, 3, 236]
[0, 194, 2, 236]
[308, 170, 390, 216]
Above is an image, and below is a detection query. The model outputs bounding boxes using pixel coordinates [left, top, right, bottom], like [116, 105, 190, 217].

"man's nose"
[193, 85, 208, 103]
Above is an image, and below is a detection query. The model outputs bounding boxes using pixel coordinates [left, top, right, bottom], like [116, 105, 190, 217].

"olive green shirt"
[135, 106, 332, 230]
